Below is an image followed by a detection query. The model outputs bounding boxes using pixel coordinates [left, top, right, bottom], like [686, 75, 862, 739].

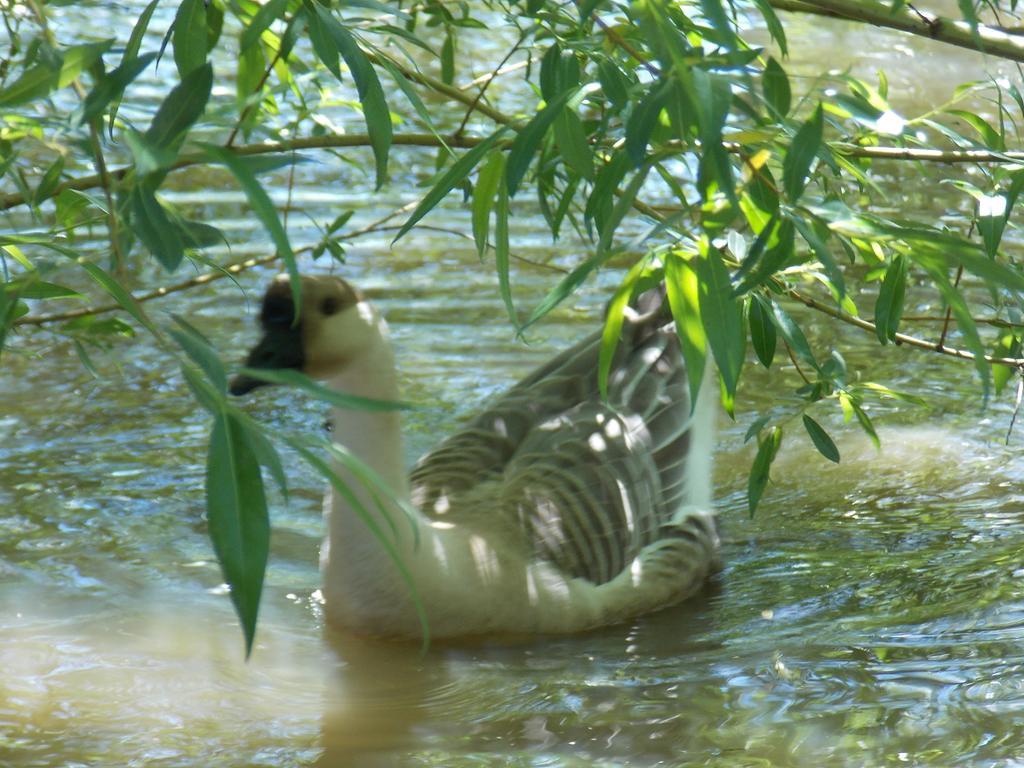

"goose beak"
[228, 325, 305, 396]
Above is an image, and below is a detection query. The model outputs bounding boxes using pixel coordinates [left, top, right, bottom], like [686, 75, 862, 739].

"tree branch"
[768, 0, 1024, 63]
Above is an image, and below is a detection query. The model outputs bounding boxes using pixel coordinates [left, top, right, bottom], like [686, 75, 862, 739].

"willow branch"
[768, 0, 1024, 64]
[786, 287, 1024, 367]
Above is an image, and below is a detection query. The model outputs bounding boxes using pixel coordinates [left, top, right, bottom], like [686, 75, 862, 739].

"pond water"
[3, 3, 1024, 767]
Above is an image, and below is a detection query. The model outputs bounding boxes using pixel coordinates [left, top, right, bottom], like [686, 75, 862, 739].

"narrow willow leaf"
[597, 166, 650, 256]
[598, 255, 653, 401]
[393, 127, 509, 243]
[2, 280, 83, 300]
[76, 260, 157, 335]
[850, 400, 880, 449]
[0, 65, 58, 107]
[924, 264, 991, 398]
[521, 250, 610, 330]
[762, 57, 791, 117]
[751, 0, 788, 55]
[241, 0, 289, 51]
[696, 246, 744, 415]
[744, 413, 771, 443]
[495, 176, 515, 326]
[326, 16, 392, 188]
[749, 426, 782, 516]
[977, 192, 1009, 258]
[145, 62, 213, 150]
[769, 299, 819, 372]
[109, 0, 160, 136]
[553, 108, 594, 181]
[665, 253, 707, 409]
[749, 293, 776, 367]
[170, 314, 227, 393]
[586, 152, 630, 238]
[237, 367, 414, 411]
[597, 59, 630, 109]
[81, 51, 158, 124]
[790, 214, 846, 298]
[732, 216, 794, 296]
[173, 0, 208, 76]
[33, 157, 65, 207]
[506, 89, 574, 197]
[73, 339, 101, 379]
[701, 0, 739, 48]
[783, 103, 823, 202]
[802, 414, 840, 463]
[304, 0, 340, 78]
[206, 408, 270, 658]
[232, 411, 289, 499]
[873, 253, 907, 344]
[441, 29, 455, 84]
[946, 109, 1002, 150]
[375, 57, 450, 156]
[202, 144, 299, 313]
[472, 151, 504, 257]
[59, 40, 114, 88]
[130, 183, 185, 270]
[625, 79, 669, 166]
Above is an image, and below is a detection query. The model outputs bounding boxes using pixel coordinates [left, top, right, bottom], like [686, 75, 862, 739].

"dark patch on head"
[260, 280, 298, 330]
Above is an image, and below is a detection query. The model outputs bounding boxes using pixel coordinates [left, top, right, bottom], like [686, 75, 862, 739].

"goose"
[229, 274, 720, 638]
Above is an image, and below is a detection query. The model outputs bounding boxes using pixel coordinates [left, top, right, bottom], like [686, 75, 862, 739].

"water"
[3, 4, 1024, 766]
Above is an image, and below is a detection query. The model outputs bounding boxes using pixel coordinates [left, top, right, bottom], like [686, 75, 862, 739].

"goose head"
[229, 274, 379, 395]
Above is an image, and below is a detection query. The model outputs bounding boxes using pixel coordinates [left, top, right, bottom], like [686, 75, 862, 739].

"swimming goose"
[230, 274, 719, 638]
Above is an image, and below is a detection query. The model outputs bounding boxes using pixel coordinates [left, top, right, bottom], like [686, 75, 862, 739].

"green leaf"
[3, 279, 83, 300]
[241, 0, 289, 51]
[749, 426, 782, 516]
[170, 315, 228, 393]
[783, 103, 823, 202]
[802, 414, 840, 463]
[762, 57, 791, 117]
[173, 0, 209, 77]
[506, 89, 575, 197]
[33, 156, 65, 207]
[125, 129, 178, 177]
[769, 299, 819, 372]
[441, 29, 455, 84]
[873, 253, 907, 344]
[553, 108, 594, 181]
[325, 14, 393, 188]
[625, 79, 669, 166]
[0, 65, 59, 107]
[236, 367, 415, 411]
[75, 260, 158, 336]
[109, 0, 160, 136]
[472, 151, 505, 257]
[749, 293, 776, 367]
[599, 255, 654, 401]
[130, 183, 186, 270]
[206, 408, 270, 658]
[850, 399, 880, 449]
[790, 214, 846, 298]
[59, 40, 114, 88]
[494, 173, 515, 326]
[202, 144, 299, 314]
[145, 62, 214, 151]
[80, 51, 158, 125]
[597, 59, 630, 109]
[393, 127, 509, 243]
[696, 245, 745, 415]
[665, 252, 708, 410]
[304, 0, 340, 78]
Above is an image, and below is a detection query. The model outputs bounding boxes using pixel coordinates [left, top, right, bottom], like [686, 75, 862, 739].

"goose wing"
[410, 301, 707, 585]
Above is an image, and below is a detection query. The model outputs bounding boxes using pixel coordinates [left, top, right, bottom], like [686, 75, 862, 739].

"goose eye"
[321, 297, 340, 316]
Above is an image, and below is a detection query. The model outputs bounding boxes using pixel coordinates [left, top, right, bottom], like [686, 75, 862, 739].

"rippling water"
[3, 3, 1024, 767]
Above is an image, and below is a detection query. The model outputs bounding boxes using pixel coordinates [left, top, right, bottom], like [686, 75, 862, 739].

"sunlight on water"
[4, 2, 1024, 766]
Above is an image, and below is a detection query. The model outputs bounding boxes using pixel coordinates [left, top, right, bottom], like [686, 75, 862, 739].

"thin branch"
[225, 16, 294, 148]
[786, 286, 1024, 367]
[455, 33, 526, 140]
[768, 0, 1024, 64]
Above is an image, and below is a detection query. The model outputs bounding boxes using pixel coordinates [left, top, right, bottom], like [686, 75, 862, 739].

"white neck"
[319, 325, 421, 631]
